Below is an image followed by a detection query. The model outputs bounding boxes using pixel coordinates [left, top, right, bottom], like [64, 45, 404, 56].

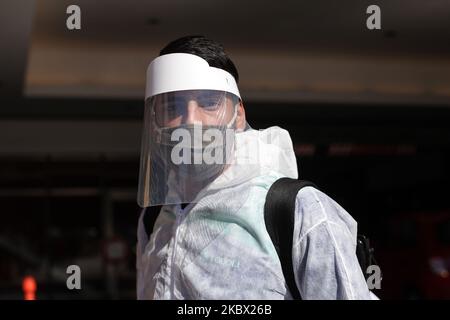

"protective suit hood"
[209, 126, 297, 188]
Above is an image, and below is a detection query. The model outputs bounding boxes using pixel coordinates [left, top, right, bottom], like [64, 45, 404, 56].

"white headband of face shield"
[145, 53, 241, 100]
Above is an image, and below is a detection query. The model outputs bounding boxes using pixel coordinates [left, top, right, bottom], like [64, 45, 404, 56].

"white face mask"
[157, 119, 236, 183]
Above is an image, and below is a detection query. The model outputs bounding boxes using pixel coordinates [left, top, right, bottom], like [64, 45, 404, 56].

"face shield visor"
[138, 53, 243, 207]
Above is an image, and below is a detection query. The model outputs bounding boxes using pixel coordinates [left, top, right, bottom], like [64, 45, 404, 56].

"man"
[136, 35, 376, 300]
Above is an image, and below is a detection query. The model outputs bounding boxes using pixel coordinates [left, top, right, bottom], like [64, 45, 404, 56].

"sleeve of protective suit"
[136, 208, 149, 298]
[292, 186, 378, 300]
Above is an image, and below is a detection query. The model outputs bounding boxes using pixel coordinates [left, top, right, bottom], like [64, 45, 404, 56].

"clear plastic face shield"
[138, 53, 243, 207]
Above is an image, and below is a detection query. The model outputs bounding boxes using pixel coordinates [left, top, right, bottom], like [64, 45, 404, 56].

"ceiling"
[2, 0, 450, 104]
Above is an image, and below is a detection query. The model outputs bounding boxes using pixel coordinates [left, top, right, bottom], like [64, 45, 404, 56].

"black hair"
[159, 35, 239, 84]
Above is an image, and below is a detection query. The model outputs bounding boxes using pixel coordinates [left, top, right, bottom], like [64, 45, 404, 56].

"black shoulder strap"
[142, 204, 189, 237]
[263, 177, 317, 300]
[143, 205, 163, 237]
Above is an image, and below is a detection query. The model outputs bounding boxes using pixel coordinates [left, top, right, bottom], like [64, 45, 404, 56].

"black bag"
[263, 177, 378, 299]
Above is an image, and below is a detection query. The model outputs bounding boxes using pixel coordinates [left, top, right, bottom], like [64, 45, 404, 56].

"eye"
[198, 96, 224, 111]
[201, 100, 219, 109]
[166, 105, 180, 119]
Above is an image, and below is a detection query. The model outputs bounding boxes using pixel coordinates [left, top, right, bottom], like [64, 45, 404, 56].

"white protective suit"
[136, 126, 378, 300]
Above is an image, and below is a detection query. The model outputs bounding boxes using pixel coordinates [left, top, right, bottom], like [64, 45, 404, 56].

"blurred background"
[1, 0, 450, 299]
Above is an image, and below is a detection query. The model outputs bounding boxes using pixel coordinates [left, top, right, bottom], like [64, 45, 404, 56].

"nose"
[184, 100, 202, 124]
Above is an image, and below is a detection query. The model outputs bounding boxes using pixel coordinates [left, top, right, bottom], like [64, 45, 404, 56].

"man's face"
[152, 90, 239, 128]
